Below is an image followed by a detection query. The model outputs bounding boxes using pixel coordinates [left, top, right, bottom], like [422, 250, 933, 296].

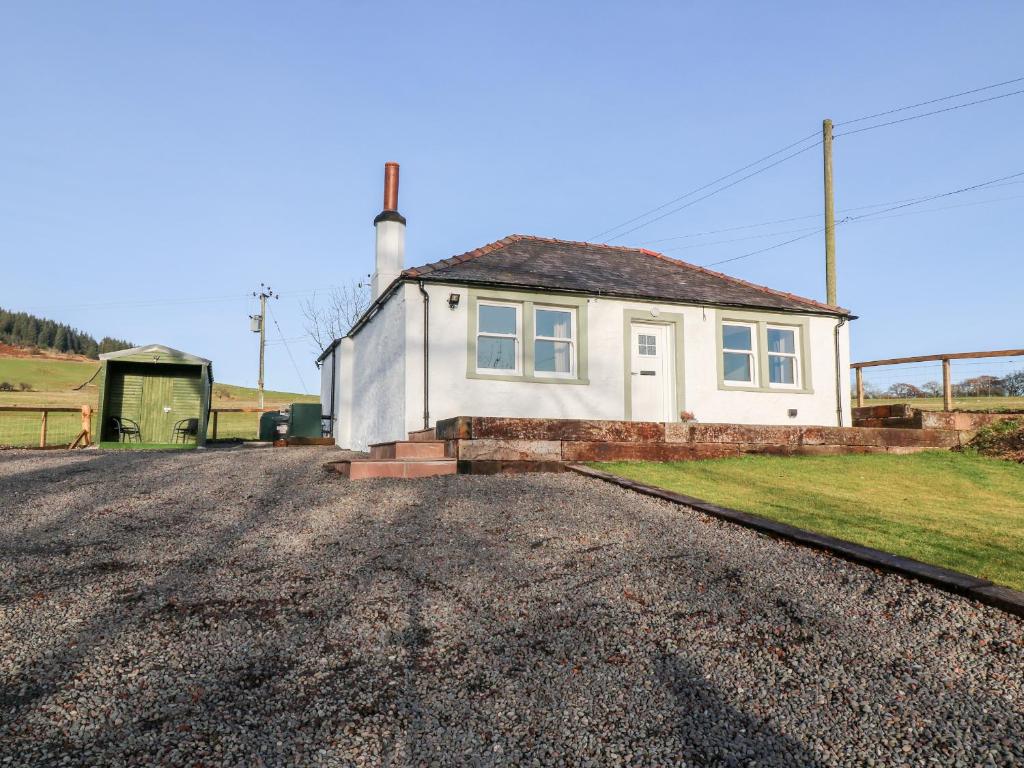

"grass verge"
[592, 451, 1024, 591]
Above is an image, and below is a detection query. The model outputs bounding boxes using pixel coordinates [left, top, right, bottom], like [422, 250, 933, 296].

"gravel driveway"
[1, 447, 1021, 767]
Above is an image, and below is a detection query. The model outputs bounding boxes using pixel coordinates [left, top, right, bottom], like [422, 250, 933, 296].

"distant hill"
[0, 307, 132, 359]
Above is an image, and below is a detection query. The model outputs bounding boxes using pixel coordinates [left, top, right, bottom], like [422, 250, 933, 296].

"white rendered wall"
[342, 293, 407, 450]
[335, 338, 354, 449]
[371, 220, 405, 300]
[413, 283, 851, 430]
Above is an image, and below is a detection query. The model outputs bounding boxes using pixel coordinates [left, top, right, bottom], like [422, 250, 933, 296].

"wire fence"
[852, 354, 1024, 412]
[0, 407, 93, 449]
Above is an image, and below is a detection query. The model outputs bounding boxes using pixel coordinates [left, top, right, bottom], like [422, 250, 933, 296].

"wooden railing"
[208, 407, 278, 440]
[0, 405, 93, 448]
[851, 349, 1024, 410]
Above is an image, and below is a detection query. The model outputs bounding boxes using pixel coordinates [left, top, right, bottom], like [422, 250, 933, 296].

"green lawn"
[858, 396, 1024, 412]
[593, 452, 1024, 591]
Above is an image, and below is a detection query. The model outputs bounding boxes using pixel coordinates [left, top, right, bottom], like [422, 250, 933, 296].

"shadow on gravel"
[1, 453, 1022, 765]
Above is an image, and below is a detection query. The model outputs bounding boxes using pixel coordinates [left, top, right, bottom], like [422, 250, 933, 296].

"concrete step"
[369, 440, 447, 460]
[407, 427, 438, 442]
[329, 458, 457, 480]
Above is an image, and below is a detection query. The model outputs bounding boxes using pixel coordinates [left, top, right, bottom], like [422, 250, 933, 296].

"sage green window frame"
[715, 309, 814, 394]
[622, 309, 686, 421]
[466, 288, 589, 384]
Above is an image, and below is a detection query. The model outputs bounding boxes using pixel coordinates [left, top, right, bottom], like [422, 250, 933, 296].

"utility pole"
[822, 118, 837, 306]
[251, 284, 278, 409]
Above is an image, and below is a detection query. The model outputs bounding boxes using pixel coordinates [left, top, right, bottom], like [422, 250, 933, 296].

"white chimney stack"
[371, 161, 406, 300]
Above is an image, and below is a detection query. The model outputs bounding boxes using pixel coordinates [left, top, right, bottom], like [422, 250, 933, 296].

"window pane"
[769, 354, 795, 384]
[722, 324, 752, 351]
[477, 336, 516, 370]
[724, 352, 752, 382]
[479, 304, 517, 335]
[535, 340, 572, 373]
[767, 328, 796, 354]
[536, 309, 572, 339]
[638, 334, 656, 356]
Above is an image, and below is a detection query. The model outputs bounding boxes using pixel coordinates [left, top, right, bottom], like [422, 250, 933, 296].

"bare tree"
[302, 282, 370, 352]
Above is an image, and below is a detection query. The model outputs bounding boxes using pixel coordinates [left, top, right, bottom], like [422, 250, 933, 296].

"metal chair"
[111, 417, 141, 443]
[172, 417, 199, 443]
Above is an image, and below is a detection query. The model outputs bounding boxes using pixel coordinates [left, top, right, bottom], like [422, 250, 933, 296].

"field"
[593, 452, 1024, 591]
[0, 353, 317, 446]
[859, 396, 1024, 412]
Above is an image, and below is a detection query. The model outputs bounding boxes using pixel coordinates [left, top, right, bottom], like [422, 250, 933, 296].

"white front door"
[629, 323, 673, 422]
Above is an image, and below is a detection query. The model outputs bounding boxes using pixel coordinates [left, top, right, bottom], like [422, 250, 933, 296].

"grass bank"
[593, 452, 1024, 591]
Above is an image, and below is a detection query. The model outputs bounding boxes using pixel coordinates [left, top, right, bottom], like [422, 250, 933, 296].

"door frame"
[622, 309, 686, 421]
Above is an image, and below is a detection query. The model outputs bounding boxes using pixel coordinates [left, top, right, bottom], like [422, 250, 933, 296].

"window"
[467, 291, 589, 384]
[534, 307, 576, 376]
[476, 302, 520, 373]
[637, 333, 657, 356]
[767, 326, 799, 387]
[722, 323, 756, 384]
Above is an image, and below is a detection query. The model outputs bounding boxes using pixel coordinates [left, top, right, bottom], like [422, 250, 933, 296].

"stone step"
[369, 440, 447, 460]
[407, 427, 438, 442]
[329, 458, 457, 480]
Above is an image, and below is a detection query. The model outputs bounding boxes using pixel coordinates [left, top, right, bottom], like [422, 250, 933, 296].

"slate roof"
[404, 235, 849, 316]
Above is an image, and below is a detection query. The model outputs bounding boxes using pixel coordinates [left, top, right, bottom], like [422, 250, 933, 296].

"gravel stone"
[0, 446, 1021, 766]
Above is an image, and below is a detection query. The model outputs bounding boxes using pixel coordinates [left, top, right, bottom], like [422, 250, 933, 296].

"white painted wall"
[339, 291, 407, 450]
[371, 219, 405, 300]
[333, 281, 853, 450]
[419, 283, 851, 430]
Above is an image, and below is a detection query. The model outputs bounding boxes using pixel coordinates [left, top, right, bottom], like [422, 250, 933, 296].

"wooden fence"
[852, 348, 1024, 410]
[0, 406, 284, 448]
[0, 405, 93, 448]
[208, 407, 280, 441]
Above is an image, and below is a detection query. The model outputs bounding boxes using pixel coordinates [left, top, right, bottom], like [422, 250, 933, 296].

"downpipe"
[834, 316, 847, 427]
[417, 281, 430, 430]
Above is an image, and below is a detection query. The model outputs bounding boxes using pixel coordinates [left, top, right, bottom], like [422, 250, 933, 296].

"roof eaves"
[636, 248, 851, 316]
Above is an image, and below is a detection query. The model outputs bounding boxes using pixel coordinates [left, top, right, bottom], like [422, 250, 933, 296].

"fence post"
[854, 367, 864, 408]
[212, 410, 219, 440]
[39, 409, 48, 448]
[82, 405, 92, 446]
[942, 358, 953, 411]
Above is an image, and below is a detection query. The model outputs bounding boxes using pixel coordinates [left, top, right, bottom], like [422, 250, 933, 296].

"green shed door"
[138, 374, 176, 443]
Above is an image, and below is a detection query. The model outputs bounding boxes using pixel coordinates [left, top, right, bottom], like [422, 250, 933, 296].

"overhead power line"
[590, 75, 1024, 245]
[601, 140, 822, 243]
[835, 87, 1024, 138]
[642, 179, 1024, 247]
[589, 130, 820, 242]
[835, 75, 1024, 126]
[268, 305, 310, 395]
[702, 170, 1024, 268]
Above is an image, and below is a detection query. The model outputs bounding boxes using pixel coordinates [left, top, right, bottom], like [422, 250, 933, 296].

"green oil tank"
[289, 402, 323, 438]
[259, 411, 286, 441]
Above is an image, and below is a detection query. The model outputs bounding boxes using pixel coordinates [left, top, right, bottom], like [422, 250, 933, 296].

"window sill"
[719, 382, 814, 395]
[467, 370, 590, 385]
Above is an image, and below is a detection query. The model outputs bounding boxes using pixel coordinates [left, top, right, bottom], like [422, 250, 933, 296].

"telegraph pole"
[251, 284, 278, 409]
[822, 118, 837, 306]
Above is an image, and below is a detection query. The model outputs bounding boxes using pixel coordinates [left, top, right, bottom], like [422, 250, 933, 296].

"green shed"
[96, 344, 213, 447]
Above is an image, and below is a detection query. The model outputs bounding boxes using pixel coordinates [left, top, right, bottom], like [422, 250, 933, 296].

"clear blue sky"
[2, 2, 1022, 394]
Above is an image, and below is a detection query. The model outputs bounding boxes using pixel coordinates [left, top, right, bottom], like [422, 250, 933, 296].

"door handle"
[640, 370, 656, 376]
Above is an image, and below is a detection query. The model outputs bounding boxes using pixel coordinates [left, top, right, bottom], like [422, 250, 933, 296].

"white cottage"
[318, 164, 852, 452]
